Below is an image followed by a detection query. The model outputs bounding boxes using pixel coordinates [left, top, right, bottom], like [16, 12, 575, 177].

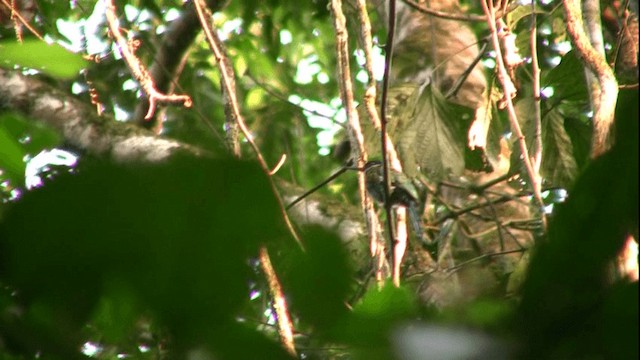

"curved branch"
[563, 0, 619, 158]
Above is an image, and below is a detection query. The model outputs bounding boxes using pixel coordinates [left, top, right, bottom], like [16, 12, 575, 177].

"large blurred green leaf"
[0, 40, 87, 79]
[0, 155, 289, 355]
[0, 125, 25, 187]
[516, 89, 639, 359]
[274, 226, 353, 333]
[334, 284, 418, 359]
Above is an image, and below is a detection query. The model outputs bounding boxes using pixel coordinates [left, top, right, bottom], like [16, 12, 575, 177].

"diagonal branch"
[193, 1, 300, 356]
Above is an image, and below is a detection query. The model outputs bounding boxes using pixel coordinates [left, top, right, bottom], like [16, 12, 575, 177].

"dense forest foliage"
[0, 0, 637, 359]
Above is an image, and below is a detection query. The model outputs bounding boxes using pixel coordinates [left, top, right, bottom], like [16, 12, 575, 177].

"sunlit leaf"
[0, 40, 87, 79]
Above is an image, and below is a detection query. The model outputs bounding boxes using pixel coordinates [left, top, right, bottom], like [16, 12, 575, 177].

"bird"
[360, 160, 437, 258]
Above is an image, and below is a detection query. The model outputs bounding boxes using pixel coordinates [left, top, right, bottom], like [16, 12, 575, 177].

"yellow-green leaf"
[0, 39, 87, 79]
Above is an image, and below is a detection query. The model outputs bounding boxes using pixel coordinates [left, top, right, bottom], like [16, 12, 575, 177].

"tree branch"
[105, 0, 192, 121]
[0, 68, 200, 162]
[563, 0, 619, 158]
[132, 0, 224, 129]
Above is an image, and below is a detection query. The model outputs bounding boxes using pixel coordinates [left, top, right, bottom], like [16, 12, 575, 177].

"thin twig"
[258, 247, 297, 358]
[530, 2, 543, 176]
[331, 0, 402, 286]
[105, 0, 192, 119]
[481, 0, 546, 225]
[380, 0, 410, 287]
[286, 165, 350, 210]
[245, 71, 346, 128]
[193, 2, 300, 355]
[444, 249, 525, 273]
[192, 0, 301, 246]
[609, 0, 632, 71]
[445, 40, 489, 100]
[401, 0, 510, 22]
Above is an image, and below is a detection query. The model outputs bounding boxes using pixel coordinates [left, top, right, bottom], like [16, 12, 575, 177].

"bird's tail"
[407, 201, 438, 260]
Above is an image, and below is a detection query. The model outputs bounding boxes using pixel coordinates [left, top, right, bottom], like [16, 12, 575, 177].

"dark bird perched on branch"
[358, 160, 438, 258]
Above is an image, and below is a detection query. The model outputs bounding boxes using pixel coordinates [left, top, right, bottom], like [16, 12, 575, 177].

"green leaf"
[398, 83, 468, 181]
[543, 50, 589, 104]
[275, 226, 353, 333]
[507, 4, 547, 29]
[563, 116, 592, 171]
[0, 124, 26, 187]
[334, 283, 418, 355]
[0, 39, 87, 79]
[0, 156, 288, 351]
[513, 99, 579, 188]
[540, 108, 579, 188]
[0, 112, 62, 187]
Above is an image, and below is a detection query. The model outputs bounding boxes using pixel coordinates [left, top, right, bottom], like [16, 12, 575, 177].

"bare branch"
[193, 0, 301, 246]
[353, 0, 396, 285]
[105, 0, 192, 121]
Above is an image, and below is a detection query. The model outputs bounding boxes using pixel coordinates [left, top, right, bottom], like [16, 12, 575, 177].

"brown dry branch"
[563, 0, 619, 158]
[193, 1, 299, 355]
[194, 2, 240, 156]
[105, 0, 191, 120]
[333, 0, 409, 287]
[481, 0, 545, 224]
[192, 0, 300, 244]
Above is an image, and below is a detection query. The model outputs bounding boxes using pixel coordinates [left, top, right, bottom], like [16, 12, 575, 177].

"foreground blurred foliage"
[0, 0, 638, 358]
[0, 156, 292, 358]
[1, 88, 637, 358]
